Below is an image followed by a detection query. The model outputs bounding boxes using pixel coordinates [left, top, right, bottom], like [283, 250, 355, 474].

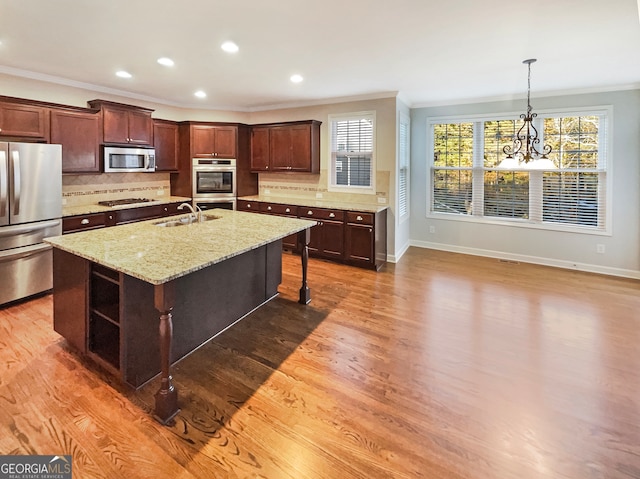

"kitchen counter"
[47, 208, 315, 424]
[62, 196, 192, 217]
[238, 195, 388, 213]
[46, 209, 315, 285]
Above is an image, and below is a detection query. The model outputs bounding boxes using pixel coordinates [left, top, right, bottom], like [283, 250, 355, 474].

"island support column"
[153, 281, 180, 424]
[298, 228, 311, 305]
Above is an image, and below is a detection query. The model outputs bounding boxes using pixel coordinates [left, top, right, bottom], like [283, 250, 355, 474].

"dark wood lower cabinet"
[63, 202, 184, 233]
[239, 200, 387, 270]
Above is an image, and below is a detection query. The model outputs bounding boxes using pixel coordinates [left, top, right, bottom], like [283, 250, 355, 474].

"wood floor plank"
[1, 247, 639, 478]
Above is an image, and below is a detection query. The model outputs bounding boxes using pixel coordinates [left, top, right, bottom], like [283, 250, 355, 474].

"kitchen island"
[45, 209, 315, 424]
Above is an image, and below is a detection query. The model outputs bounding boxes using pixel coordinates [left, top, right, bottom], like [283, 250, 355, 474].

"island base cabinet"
[52, 249, 89, 354]
[121, 241, 282, 388]
[52, 241, 284, 390]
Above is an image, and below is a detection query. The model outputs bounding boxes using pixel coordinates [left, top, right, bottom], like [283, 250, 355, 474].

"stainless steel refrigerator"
[0, 142, 62, 305]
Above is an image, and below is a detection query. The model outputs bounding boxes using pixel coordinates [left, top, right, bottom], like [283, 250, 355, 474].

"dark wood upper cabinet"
[88, 99, 153, 146]
[250, 127, 270, 171]
[191, 124, 237, 158]
[250, 120, 320, 173]
[50, 108, 101, 173]
[0, 101, 49, 140]
[153, 120, 179, 171]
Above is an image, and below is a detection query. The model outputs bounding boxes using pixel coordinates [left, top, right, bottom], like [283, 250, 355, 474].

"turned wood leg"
[153, 282, 180, 424]
[297, 228, 311, 305]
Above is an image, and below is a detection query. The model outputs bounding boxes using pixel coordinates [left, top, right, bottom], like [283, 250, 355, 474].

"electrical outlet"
[316, 192, 323, 199]
[429, 226, 435, 234]
[377, 197, 387, 204]
[264, 189, 271, 195]
[596, 244, 605, 254]
[156, 189, 164, 196]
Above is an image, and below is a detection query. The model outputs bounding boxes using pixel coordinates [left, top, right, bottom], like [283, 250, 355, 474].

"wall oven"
[192, 158, 236, 199]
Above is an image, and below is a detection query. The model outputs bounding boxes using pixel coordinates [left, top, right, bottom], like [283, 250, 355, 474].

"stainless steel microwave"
[103, 146, 156, 173]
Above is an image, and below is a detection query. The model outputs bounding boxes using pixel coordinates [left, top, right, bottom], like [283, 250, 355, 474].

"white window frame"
[427, 105, 613, 236]
[328, 111, 376, 194]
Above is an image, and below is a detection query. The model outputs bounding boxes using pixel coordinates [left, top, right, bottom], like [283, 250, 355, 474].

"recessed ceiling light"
[221, 41, 239, 53]
[194, 90, 207, 98]
[290, 74, 304, 83]
[116, 70, 132, 78]
[157, 57, 174, 67]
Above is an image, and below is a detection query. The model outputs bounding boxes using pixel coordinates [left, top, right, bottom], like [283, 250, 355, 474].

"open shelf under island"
[44, 209, 315, 424]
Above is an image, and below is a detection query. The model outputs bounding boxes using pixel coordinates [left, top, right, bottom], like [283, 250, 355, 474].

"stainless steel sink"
[153, 215, 220, 227]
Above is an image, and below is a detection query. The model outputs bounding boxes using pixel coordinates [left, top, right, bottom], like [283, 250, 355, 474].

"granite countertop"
[238, 195, 388, 213]
[45, 209, 315, 285]
[62, 196, 192, 217]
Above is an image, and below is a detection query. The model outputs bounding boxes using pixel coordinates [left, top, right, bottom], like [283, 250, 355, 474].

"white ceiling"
[1, 0, 639, 111]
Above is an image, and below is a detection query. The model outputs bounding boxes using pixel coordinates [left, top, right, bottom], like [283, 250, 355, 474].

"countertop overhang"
[45, 209, 315, 285]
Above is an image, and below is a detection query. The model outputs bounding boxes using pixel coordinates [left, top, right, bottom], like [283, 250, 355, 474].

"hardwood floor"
[1, 247, 639, 478]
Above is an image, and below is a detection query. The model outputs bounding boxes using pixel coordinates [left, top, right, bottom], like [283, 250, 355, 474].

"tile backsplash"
[258, 169, 389, 205]
[62, 173, 171, 207]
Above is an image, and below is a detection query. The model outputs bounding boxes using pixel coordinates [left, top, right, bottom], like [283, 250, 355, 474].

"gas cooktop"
[98, 198, 154, 207]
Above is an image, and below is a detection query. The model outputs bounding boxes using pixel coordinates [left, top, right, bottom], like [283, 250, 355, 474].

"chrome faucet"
[177, 202, 202, 223]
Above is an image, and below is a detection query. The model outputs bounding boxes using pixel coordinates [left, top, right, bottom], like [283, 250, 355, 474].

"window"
[429, 108, 609, 233]
[398, 112, 410, 217]
[329, 112, 375, 192]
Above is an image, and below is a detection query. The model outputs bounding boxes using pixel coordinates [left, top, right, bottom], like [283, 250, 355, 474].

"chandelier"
[501, 59, 553, 168]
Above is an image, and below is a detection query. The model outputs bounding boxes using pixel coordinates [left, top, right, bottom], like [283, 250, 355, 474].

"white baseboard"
[387, 241, 411, 264]
[408, 240, 640, 280]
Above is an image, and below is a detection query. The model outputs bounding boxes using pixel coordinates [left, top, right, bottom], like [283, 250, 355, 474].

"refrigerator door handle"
[0, 219, 61, 238]
[11, 149, 21, 216]
[0, 148, 7, 218]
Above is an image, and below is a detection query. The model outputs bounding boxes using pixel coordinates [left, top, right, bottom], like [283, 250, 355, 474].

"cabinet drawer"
[115, 205, 163, 224]
[160, 202, 182, 216]
[63, 213, 106, 233]
[237, 200, 261, 212]
[346, 212, 374, 225]
[260, 203, 298, 216]
[299, 207, 344, 221]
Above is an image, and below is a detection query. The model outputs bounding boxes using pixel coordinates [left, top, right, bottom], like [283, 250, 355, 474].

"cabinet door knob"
[356, 215, 363, 221]
[285, 208, 290, 213]
[108, 215, 113, 220]
[267, 206, 272, 210]
[307, 210, 313, 216]
[329, 212, 335, 218]
[247, 203, 251, 208]
[81, 219, 89, 225]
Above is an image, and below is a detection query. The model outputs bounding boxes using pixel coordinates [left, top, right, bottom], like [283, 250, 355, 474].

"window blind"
[330, 114, 375, 189]
[398, 114, 410, 217]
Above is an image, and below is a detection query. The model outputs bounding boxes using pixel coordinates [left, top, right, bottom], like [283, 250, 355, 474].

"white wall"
[410, 89, 640, 278]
